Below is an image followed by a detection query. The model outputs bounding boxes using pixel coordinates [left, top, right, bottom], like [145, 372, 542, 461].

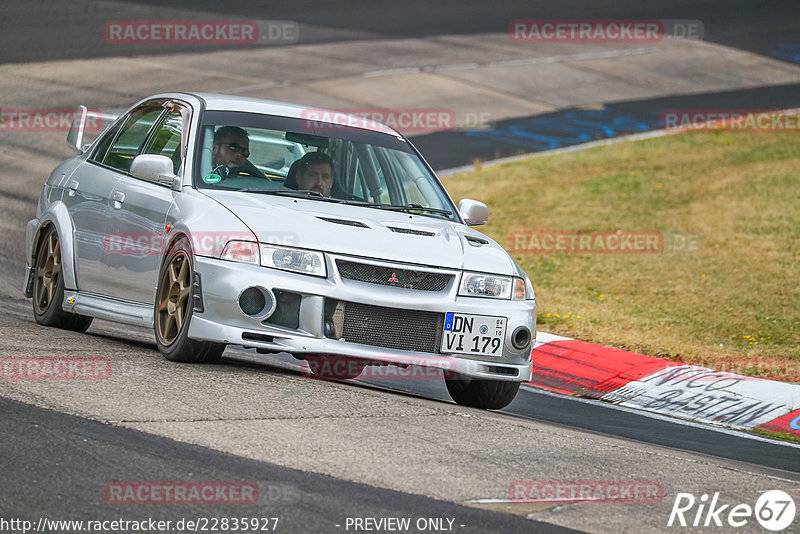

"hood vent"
[317, 216, 369, 228]
[465, 235, 488, 246]
[388, 226, 435, 236]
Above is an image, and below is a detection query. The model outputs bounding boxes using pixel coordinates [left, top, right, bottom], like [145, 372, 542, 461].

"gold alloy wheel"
[33, 229, 61, 315]
[155, 250, 192, 346]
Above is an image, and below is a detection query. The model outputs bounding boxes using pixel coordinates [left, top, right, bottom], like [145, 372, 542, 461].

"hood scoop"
[465, 235, 488, 246]
[317, 216, 370, 228]
[387, 226, 435, 236]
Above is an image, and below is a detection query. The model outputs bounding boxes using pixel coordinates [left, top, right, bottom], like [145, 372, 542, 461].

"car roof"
[182, 92, 401, 137]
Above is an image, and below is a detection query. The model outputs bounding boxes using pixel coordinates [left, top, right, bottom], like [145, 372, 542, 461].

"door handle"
[112, 190, 125, 209]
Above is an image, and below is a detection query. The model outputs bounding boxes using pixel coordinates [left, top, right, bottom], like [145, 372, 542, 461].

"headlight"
[220, 241, 259, 264]
[260, 244, 326, 277]
[459, 272, 513, 299]
[459, 272, 534, 300]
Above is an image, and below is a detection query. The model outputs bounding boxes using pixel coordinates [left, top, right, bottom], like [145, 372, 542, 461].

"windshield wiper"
[236, 191, 450, 216]
[359, 203, 453, 216]
[238, 189, 345, 203]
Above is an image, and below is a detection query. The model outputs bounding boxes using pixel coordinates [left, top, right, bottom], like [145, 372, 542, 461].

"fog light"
[238, 287, 275, 318]
[511, 326, 532, 350]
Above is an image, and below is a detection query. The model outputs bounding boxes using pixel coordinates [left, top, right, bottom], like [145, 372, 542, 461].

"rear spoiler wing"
[67, 105, 118, 154]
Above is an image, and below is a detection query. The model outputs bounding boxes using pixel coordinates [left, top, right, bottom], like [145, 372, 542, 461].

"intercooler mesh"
[340, 301, 443, 353]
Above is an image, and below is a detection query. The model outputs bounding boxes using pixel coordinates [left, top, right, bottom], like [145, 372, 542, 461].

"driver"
[211, 126, 249, 178]
[208, 126, 266, 181]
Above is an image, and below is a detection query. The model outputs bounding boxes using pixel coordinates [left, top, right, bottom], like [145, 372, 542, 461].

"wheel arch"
[158, 230, 193, 271]
[29, 202, 79, 292]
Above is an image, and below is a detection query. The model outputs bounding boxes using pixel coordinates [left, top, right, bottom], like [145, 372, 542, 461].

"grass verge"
[443, 126, 800, 382]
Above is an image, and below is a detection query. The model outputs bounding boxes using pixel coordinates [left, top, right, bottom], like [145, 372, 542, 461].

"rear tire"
[32, 225, 93, 332]
[155, 237, 225, 363]
[444, 372, 520, 409]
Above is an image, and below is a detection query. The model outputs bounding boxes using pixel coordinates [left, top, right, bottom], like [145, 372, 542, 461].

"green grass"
[443, 127, 800, 381]
[751, 428, 800, 444]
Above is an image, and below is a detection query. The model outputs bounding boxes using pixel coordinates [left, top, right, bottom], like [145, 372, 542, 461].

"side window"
[89, 120, 123, 164]
[141, 111, 183, 173]
[102, 106, 164, 172]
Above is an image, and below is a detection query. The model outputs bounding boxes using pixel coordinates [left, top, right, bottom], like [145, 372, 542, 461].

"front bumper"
[188, 254, 536, 381]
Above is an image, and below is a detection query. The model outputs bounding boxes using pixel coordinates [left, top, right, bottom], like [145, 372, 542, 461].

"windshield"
[194, 111, 456, 220]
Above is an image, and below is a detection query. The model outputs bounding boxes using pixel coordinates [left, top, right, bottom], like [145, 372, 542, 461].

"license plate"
[441, 312, 506, 357]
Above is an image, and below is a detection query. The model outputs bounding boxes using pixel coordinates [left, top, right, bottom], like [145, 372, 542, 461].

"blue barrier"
[464, 109, 659, 151]
[768, 44, 800, 64]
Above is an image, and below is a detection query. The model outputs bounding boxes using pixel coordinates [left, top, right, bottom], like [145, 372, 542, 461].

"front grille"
[336, 260, 451, 291]
[330, 300, 443, 353]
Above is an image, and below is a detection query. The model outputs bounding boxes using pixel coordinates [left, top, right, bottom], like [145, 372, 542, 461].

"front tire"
[444, 372, 521, 409]
[155, 237, 225, 363]
[32, 225, 93, 332]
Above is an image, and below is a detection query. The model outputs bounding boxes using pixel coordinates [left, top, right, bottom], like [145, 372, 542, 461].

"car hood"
[203, 191, 517, 274]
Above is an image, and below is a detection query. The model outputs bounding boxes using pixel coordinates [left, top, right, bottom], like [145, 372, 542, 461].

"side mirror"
[130, 154, 182, 191]
[458, 199, 488, 226]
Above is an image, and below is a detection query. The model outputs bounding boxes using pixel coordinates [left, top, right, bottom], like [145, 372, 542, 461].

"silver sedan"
[23, 93, 536, 409]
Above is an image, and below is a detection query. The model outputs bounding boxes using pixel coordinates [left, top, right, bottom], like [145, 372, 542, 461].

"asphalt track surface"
[229, 349, 800, 475]
[0, 396, 576, 534]
[2, 0, 798, 64]
[4, 337, 800, 531]
[3, 2, 800, 532]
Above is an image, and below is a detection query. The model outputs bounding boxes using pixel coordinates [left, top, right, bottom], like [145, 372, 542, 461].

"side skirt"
[62, 290, 154, 328]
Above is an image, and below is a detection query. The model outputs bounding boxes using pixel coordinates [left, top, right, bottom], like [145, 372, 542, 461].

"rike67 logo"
[668, 490, 796, 531]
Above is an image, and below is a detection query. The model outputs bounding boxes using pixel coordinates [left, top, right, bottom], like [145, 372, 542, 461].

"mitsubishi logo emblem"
[388, 272, 399, 283]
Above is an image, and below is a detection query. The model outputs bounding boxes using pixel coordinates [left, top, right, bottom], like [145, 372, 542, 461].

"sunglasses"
[224, 143, 250, 157]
